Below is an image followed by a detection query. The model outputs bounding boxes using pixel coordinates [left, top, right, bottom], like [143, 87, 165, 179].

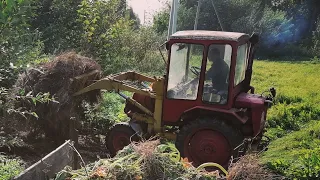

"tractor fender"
[235, 93, 268, 136]
[182, 106, 248, 126]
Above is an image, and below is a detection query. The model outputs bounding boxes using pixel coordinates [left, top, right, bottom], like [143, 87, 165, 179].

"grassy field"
[251, 60, 320, 179]
[252, 60, 320, 103]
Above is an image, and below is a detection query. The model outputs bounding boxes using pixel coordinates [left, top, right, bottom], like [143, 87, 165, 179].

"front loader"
[73, 30, 276, 167]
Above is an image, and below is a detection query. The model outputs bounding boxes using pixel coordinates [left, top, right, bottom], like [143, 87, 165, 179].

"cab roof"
[170, 30, 250, 42]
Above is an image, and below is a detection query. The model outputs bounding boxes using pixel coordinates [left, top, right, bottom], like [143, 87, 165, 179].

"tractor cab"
[162, 30, 260, 124]
[166, 30, 249, 104]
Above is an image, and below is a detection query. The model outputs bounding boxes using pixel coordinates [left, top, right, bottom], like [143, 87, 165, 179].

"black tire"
[175, 118, 243, 167]
[106, 123, 139, 156]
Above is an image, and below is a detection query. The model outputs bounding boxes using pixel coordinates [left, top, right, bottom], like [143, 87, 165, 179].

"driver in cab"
[205, 48, 229, 92]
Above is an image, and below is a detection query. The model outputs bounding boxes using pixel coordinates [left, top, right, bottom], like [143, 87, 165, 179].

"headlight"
[260, 111, 266, 130]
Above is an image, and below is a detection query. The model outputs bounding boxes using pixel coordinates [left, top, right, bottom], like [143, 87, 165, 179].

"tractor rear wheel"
[106, 123, 139, 156]
[175, 118, 243, 168]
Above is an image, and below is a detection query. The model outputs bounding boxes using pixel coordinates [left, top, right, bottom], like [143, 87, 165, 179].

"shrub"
[96, 27, 166, 76]
[267, 102, 320, 132]
[82, 93, 128, 135]
[0, 155, 24, 180]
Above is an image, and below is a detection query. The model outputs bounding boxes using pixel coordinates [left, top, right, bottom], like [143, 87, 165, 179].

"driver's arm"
[205, 66, 214, 80]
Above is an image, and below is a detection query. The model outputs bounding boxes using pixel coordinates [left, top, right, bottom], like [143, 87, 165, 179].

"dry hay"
[13, 52, 102, 142]
[55, 140, 222, 180]
[227, 154, 284, 180]
[132, 138, 160, 157]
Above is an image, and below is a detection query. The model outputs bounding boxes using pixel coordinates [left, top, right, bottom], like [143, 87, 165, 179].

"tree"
[153, 8, 170, 34]
[126, 7, 140, 29]
[30, 0, 84, 53]
[272, 0, 320, 37]
[0, 0, 43, 87]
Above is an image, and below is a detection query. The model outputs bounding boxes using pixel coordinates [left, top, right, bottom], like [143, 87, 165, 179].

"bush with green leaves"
[81, 93, 128, 135]
[96, 27, 166, 75]
[267, 101, 320, 131]
[0, 0, 44, 67]
[0, 155, 24, 180]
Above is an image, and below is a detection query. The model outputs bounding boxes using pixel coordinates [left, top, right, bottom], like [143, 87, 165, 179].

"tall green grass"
[261, 121, 320, 179]
[252, 61, 320, 138]
[252, 61, 320, 103]
[252, 60, 320, 179]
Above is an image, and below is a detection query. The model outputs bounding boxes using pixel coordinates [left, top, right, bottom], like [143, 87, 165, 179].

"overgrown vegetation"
[55, 140, 226, 180]
[251, 61, 320, 139]
[262, 121, 320, 179]
[0, 155, 24, 180]
[250, 61, 320, 179]
[153, 0, 320, 58]
[81, 93, 128, 135]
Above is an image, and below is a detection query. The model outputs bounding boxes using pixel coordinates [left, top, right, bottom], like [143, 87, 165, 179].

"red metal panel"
[234, 93, 265, 108]
[235, 93, 266, 135]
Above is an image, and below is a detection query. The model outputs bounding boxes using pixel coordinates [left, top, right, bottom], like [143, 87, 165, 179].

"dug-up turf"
[13, 52, 102, 143]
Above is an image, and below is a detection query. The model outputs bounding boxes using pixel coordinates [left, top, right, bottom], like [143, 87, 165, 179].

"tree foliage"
[30, 0, 83, 53]
[0, 0, 41, 64]
[153, 0, 320, 57]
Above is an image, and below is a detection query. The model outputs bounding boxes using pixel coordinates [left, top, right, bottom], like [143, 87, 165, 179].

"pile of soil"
[13, 52, 102, 143]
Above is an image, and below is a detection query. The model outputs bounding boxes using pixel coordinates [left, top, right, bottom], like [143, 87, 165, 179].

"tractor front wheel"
[175, 118, 243, 168]
[106, 123, 139, 156]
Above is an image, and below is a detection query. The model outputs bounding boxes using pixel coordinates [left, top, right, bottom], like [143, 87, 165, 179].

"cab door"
[162, 42, 204, 123]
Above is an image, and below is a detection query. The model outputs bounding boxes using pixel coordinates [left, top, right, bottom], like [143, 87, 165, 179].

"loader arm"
[73, 71, 157, 98]
[72, 71, 165, 125]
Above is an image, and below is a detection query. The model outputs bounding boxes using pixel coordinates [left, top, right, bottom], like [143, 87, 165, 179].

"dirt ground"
[0, 126, 109, 170]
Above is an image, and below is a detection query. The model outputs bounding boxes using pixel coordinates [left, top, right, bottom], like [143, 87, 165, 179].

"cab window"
[234, 44, 249, 86]
[167, 43, 203, 100]
[202, 44, 232, 104]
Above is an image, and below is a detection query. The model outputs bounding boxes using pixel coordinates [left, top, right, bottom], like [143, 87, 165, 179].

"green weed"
[252, 61, 320, 179]
[0, 155, 24, 180]
[82, 92, 129, 135]
[252, 61, 320, 137]
[262, 120, 320, 179]
[55, 140, 219, 180]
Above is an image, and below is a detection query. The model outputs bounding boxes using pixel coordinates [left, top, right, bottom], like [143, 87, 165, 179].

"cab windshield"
[167, 43, 203, 100]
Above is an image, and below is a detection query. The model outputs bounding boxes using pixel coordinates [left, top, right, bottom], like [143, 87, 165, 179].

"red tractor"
[74, 30, 276, 167]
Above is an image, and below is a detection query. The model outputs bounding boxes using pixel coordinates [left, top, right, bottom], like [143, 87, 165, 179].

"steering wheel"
[168, 77, 199, 99]
[190, 66, 201, 76]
